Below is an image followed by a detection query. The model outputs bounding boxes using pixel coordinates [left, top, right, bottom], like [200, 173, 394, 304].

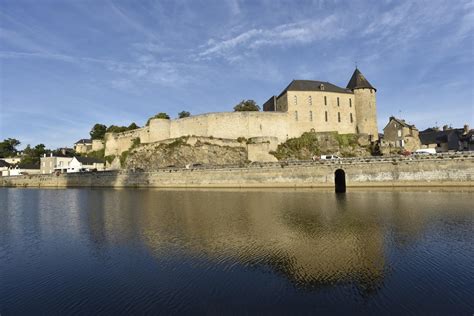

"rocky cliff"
[125, 137, 247, 171]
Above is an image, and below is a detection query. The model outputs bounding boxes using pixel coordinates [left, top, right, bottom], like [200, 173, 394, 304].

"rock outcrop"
[125, 137, 247, 171]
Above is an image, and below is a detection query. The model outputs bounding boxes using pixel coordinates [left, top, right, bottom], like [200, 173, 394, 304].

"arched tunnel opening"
[335, 169, 346, 193]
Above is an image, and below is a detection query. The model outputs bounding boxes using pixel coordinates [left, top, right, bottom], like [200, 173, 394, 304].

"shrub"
[146, 112, 170, 126]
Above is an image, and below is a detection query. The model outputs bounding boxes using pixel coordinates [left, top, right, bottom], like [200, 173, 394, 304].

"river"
[0, 188, 473, 314]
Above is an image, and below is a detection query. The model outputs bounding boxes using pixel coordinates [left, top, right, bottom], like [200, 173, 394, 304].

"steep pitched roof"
[389, 116, 417, 129]
[277, 80, 353, 98]
[346, 68, 376, 91]
[0, 159, 11, 168]
[75, 156, 104, 164]
[75, 139, 92, 144]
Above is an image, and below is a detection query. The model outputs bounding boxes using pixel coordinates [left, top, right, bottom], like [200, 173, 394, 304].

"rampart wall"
[2, 157, 472, 188]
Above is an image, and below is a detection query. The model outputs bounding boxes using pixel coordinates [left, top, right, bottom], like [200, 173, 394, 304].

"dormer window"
[320, 84, 325, 91]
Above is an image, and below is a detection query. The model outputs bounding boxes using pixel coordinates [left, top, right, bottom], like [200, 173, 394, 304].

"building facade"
[104, 68, 379, 157]
[382, 117, 420, 152]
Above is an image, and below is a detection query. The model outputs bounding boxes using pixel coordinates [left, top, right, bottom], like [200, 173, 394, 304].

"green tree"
[0, 138, 21, 157]
[127, 122, 140, 130]
[106, 125, 128, 133]
[146, 112, 170, 126]
[233, 100, 260, 112]
[178, 111, 191, 118]
[90, 124, 107, 140]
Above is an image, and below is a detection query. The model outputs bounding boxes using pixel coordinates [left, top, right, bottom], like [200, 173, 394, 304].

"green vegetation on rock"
[270, 132, 321, 160]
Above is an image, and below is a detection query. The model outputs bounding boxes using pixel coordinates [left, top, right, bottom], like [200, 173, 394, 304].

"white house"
[0, 159, 11, 176]
[67, 157, 105, 173]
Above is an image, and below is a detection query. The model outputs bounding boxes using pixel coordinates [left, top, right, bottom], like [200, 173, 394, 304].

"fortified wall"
[2, 155, 472, 188]
[105, 112, 290, 157]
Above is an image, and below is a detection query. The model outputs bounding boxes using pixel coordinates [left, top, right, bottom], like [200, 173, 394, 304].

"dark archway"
[334, 169, 346, 193]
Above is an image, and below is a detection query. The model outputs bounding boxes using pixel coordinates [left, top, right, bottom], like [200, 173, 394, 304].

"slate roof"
[18, 162, 40, 170]
[75, 139, 92, 144]
[75, 156, 104, 164]
[0, 159, 11, 168]
[277, 80, 353, 98]
[418, 128, 464, 145]
[388, 116, 417, 129]
[346, 68, 376, 91]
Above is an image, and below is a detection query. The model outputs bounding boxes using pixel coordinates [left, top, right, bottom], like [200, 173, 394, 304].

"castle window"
[350, 113, 353, 123]
[337, 97, 340, 106]
[294, 95, 297, 105]
[308, 95, 312, 106]
[338, 112, 341, 122]
[309, 111, 313, 121]
[295, 111, 298, 121]
[325, 111, 328, 122]
[324, 96, 327, 105]
[349, 99, 352, 107]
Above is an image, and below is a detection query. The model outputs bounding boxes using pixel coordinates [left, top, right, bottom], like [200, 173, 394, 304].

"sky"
[0, 0, 473, 149]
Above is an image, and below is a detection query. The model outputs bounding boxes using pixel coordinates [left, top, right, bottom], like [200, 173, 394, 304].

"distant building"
[40, 154, 74, 174]
[419, 125, 472, 152]
[8, 162, 41, 176]
[67, 157, 105, 173]
[0, 160, 11, 176]
[1, 157, 21, 165]
[74, 139, 105, 154]
[382, 117, 420, 152]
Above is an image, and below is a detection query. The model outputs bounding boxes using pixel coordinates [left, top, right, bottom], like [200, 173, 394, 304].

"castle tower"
[346, 68, 378, 141]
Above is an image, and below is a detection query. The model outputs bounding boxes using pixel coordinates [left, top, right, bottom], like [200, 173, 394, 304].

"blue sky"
[0, 0, 473, 149]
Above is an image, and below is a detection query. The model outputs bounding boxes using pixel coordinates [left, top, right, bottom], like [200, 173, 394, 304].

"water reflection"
[1, 188, 473, 314]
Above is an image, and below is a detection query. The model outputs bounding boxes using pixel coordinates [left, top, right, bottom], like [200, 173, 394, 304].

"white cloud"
[198, 15, 345, 60]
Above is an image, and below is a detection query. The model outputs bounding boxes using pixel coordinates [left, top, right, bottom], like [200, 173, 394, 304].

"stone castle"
[104, 68, 378, 159]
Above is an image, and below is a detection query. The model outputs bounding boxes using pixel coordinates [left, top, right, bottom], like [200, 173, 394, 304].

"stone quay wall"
[1, 156, 473, 188]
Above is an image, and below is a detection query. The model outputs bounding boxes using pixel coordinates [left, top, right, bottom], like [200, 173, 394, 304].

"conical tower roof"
[346, 68, 376, 91]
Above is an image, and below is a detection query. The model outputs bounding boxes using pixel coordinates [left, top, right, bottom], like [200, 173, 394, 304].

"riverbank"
[1, 155, 473, 188]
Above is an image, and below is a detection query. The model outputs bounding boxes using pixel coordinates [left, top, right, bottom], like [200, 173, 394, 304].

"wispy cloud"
[197, 15, 344, 60]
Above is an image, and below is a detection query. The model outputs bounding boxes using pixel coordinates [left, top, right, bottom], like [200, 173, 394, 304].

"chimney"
[464, 124, 469, 135]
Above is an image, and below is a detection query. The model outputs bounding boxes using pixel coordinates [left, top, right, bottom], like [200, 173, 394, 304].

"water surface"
[0, 188, 473, 314]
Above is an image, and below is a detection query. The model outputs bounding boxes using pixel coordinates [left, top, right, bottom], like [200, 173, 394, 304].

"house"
[382, 117, 420, 152]
[1, 157, 21, 165]
[0, 159, 11, 176]
[74, 139, 105, 154]
[419, 125, 471, 152]
[74, 139, 93, 154]
[67, 157, 105, 173]
[40, 154, 74, 174]
[8, 162, 41, 176]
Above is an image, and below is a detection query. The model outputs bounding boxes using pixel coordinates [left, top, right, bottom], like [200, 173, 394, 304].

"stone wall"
[2, 156, 472, 188]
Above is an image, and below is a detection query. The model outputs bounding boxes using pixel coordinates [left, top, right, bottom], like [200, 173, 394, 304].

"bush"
[120, 151, 129, 166]
[85, 149, 105, 159]
[233, 100, 260, 112]
[271, 132, 320, 160]
[146, 112, 170, 126]
[105, 155, 116, 164]
[178, 111, 191, 118]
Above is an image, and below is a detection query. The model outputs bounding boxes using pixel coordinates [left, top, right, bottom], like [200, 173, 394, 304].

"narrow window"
[337, 97, 340, 106]
[325, 111, 328, 122]
[338, 112, 341, 122]
[294, 95, 297, 105]
[295, 111, 298, 121]
[349, 99, 352, 107]
[350, 113, 353, 123]
[309, 111, 313, 121]
[308, 95, 312, 106]
[324, 96, 327, 105]
[397, 130, 402, 137]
